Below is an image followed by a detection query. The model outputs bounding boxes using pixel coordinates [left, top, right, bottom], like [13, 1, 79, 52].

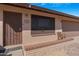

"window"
[31, 15, 55, 30]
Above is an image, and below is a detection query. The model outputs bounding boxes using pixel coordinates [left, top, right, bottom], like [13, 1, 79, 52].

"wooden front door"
[3, 11, 22, 46]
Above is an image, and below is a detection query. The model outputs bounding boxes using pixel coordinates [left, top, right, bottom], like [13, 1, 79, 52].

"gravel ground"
[26, 37, 79, 56]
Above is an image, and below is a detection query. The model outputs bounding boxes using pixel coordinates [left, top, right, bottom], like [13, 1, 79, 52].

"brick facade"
[0, 4, 79, 50]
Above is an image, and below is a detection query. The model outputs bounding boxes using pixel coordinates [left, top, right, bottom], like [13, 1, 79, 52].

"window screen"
[31, 15, 55, 30]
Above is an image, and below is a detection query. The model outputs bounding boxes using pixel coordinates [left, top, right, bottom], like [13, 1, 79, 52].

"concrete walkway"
[5, 44, 24, 56]
[26, 37, 79, 56]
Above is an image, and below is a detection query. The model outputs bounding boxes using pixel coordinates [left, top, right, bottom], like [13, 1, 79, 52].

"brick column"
[22, 13, 31, 55]
[55, 18, 62, 33]
[22, 13, 31, 45]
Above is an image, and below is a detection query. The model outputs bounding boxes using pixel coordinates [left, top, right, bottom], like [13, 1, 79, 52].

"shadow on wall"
[3, 11, 22, 32]
[31, 30, 55, 37]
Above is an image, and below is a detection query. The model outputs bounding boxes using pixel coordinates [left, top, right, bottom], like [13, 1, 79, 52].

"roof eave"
[2, 3, 79, 19]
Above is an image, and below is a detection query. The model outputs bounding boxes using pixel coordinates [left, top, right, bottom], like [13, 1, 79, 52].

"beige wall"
[0, 8, 3, 46]
[0, 4, 79, 47]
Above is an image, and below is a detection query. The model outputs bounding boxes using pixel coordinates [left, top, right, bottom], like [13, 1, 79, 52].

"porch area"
[26, 37, 79, 56]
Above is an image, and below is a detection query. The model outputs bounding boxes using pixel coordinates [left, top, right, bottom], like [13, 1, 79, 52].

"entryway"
[3, 11, 22, 46]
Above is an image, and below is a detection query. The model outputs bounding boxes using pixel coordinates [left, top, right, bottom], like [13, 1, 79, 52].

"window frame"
[31, 14, 55, 31]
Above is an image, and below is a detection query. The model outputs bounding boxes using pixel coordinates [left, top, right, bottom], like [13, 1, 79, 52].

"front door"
[3, 11, 22, 46]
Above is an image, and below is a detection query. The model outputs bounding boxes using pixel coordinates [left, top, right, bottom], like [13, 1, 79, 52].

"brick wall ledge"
[25, 38, 73, 51]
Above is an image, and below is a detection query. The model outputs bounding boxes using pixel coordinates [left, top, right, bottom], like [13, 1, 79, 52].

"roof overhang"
[2, 3, 79, 19]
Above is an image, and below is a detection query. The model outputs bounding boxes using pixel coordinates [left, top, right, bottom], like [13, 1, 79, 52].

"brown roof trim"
[2, 3, 79, 19]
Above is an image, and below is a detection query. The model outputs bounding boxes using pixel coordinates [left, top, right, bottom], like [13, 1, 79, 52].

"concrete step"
[25, 38, 73, 51]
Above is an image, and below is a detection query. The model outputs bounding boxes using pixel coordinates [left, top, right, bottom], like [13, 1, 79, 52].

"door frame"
[3, 11, 22, 46]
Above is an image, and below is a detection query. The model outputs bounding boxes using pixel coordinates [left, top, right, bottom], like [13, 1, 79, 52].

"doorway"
[3, 11, 22, 46]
